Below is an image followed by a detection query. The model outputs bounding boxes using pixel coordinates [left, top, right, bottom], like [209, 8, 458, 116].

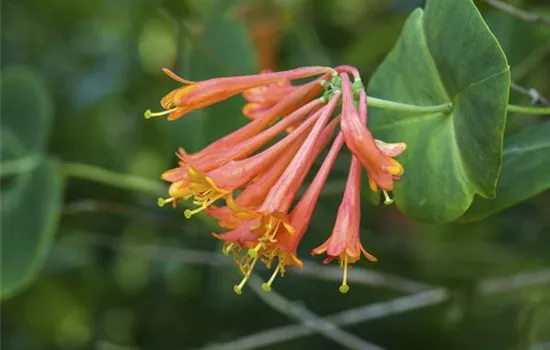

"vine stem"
[61, 162, 218, 226]
[60, 162, 166, 197]
[368, 96, 550, 115]
[507, 104, 550, 115]
[367, 96, 453, 114]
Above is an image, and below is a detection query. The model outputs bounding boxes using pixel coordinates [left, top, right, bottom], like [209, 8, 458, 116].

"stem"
[484, 0, 550, 26]
[510, 83, 550, 106]
[60, 162, 166, 197]
[368, 97, 550, 116]
[367, 96, 453, 114]
[61, 162, 217, 227]
[507, 104, 550, 115]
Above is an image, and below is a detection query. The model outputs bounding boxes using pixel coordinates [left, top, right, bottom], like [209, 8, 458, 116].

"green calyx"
[321, 74, 343, 102]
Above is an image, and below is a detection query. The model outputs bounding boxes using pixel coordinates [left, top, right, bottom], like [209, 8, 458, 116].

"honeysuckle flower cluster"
[146, 65, 406, 294]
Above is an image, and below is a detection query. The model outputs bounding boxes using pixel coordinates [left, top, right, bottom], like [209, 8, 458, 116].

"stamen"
[233, 256, 259, 295]
[282, 220, 296, 236]
[382, 190, 394, 205]
[222, 242, 235, 256]
[232, 249, 248, 275]
[240, 254, 256, 271]
[144, 108, 178, 119]
[262, 251, 276, 268]
[339, 256, 350, 294]
[157, 197, 174, 207]
[184, 207, 205, 219]
[184, 189, 228, 218]
[256, 215, 288, 244]
[261, 262, 282, 292]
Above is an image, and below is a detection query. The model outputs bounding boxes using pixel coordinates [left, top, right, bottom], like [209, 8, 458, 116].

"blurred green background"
[1, 0, 550, 349]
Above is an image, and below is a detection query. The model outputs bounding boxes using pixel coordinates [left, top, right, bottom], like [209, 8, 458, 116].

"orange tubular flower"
[145, 66, 334, 120]
[242, 70, 296, 119]
[213, 95, 340, 294]
[178, 107, 325, 218]
[160, 92, 323, 183]
[251, 94, 340, 236]
[310, 153, 378, 293]
[339, 74, 406, 203]
[260, 129, 344, 292]
[207, 117, 340, 230]
[150, 65, 409, 295]
[160, 98, 323, 206]
[205, 140, 301, 230]
[190, 78, 326, 161]
[311, 78, 378, 293]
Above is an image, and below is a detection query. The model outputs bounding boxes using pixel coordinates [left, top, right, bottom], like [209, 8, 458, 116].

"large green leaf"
[160, 0, 257, 154]
[1, 67, 53, 162]
[1, 158, 64, 299]
[367, 0, 510, 223]
[459, 122, 550, 223]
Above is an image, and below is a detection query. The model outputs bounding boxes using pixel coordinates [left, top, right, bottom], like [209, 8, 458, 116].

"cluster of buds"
[146, 65, 406, 294]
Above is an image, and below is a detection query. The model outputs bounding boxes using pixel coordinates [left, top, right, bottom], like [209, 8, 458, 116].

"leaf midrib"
[503, 140, 550, 156]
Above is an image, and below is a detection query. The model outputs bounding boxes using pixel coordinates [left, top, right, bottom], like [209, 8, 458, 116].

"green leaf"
[459, 122, 550, 223]
[1, 158, 64, 299]
[1, 67, 53, 162]
[160, 1, 257, 154]
[367, 0, 510, 223]
[345, 16, 407, 72]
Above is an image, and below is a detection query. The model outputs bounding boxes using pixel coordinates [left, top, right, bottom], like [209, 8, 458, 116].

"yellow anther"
[157, 197, 174, 207]
[184, 206, 204, 219]
[339, 284, 350, 294]
[382, 190, 394, 205]
[222, 243, 235, 256]
[183, 185, 229, 219]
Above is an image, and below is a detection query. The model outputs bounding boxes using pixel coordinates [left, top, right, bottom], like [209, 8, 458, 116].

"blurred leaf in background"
[1, 68, 64, 299]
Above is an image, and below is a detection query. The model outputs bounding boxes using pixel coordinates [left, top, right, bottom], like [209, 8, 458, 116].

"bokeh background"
[2, 0, 550, 349]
